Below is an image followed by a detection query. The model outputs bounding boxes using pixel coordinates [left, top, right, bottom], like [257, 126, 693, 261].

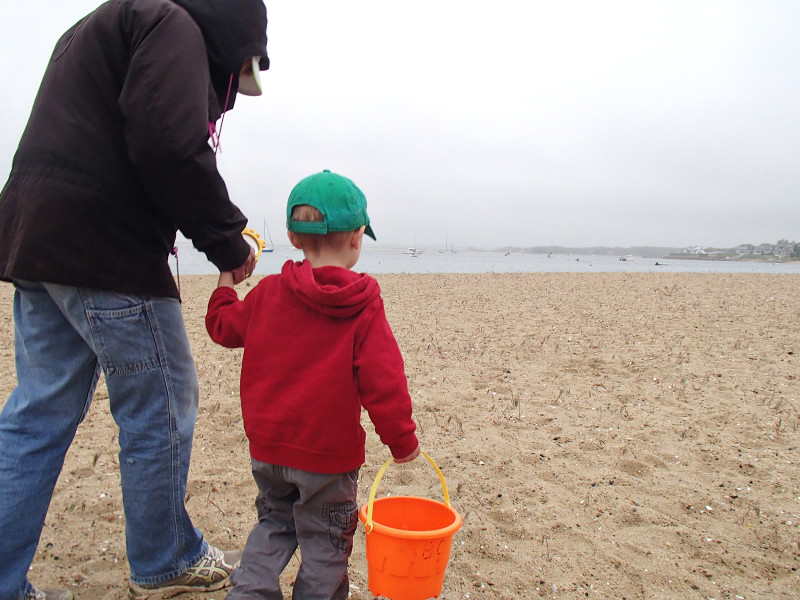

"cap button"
[323, 169, 331, 173]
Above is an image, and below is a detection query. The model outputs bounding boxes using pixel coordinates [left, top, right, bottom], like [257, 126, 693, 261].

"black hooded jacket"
[0, 0, 269, 298]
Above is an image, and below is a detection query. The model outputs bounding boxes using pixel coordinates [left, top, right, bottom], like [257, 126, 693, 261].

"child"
[205, 169, 420, 600]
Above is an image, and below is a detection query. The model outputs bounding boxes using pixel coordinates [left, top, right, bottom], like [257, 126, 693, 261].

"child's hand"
[395, 444, 421, 464]
[232, 247, 257, 284]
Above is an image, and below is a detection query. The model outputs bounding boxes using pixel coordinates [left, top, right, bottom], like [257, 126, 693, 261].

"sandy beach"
[2, 272, 799, 600]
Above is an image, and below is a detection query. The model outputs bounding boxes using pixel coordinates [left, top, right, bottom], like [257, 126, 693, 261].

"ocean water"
[170, 242, 800, 276]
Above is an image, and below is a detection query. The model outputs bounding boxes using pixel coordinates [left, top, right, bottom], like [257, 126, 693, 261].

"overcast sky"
[2, 1, 799, 249]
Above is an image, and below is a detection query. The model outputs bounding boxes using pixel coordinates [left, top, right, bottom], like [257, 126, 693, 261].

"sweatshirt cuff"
[209, 233, 251, 272]
[389, 434, 420, 461]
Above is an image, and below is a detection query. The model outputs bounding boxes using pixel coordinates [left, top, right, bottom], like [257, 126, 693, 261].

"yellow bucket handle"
[365, 450, 449, 534]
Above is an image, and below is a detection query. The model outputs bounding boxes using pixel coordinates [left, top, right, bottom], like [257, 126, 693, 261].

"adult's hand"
[231, 247, 256, 284]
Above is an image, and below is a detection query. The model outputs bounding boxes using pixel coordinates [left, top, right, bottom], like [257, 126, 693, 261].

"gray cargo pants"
[227, 459, 360, 600]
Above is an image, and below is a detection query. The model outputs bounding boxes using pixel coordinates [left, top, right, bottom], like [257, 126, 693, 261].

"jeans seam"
[70, 288, 99, 423]
[143, 299, 185, 560]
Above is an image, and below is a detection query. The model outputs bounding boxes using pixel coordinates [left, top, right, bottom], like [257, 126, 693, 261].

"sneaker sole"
[128, 579, 230, 600]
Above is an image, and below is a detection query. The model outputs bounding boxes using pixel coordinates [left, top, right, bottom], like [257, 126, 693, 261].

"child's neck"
[303, 248, 354, 270]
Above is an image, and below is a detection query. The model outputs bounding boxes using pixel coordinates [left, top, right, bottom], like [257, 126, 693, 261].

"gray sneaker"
[127, 546, 242, 600]
[26, 589, 74, 600]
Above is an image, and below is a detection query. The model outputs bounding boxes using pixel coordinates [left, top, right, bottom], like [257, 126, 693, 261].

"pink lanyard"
[208, 72, 234, 153]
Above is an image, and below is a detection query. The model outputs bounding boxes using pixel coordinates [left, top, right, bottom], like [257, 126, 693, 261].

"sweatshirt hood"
[171, 0, 269, 112]
[281, 260, 381, 319]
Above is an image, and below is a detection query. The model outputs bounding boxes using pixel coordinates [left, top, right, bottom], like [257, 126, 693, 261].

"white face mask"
[238, 56, 263, 96]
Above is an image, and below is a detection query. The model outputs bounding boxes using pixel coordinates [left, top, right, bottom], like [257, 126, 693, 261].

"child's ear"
[287, 231, 303, 250]
[351, 227, 365, 249]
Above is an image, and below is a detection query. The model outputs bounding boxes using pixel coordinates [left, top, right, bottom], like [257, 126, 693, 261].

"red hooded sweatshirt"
[206, 259, 418, 474]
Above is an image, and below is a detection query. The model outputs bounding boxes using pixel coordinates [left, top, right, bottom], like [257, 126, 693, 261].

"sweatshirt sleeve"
[206, 286, 250, 348]
[119, 5, 250, 271]
[355, 300, 419, 460]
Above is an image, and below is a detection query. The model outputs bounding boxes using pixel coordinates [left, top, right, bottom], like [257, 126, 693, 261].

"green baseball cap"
[286, 170, 376, 240]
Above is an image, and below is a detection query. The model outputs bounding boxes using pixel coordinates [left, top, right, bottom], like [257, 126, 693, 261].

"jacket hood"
[171, 0, 269, 112]
[281, 260, 381, 319]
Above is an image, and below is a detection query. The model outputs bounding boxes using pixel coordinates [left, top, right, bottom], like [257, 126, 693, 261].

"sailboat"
[438, 234, 456, 254]
[262, 218, 274, 253]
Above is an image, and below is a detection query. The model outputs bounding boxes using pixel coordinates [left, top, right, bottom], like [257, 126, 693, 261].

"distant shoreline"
[490, 245, 800, 262]
[665, 253, 800, 263]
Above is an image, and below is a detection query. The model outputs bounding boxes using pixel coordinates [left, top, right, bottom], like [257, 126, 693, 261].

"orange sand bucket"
[359, 451, 462, 600]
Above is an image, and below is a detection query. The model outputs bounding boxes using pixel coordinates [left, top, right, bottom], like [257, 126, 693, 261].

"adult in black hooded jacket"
[0, 1, 268, 599]
[0, 0, 269, 295]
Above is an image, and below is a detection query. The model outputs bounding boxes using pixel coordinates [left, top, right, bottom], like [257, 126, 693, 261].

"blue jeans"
[0, 281, 206, 600]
